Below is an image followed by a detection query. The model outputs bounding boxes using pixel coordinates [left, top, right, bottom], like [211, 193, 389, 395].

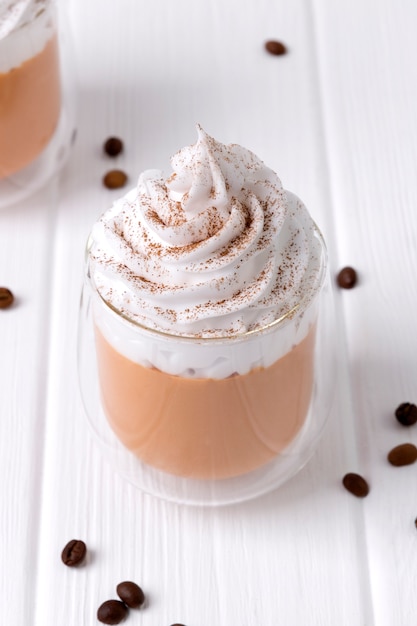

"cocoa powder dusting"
[90, 129, 322, 337]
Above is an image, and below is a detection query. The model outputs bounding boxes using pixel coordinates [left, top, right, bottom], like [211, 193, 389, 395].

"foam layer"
[91, 284, 321, 379]
[0, 0, 55, 73]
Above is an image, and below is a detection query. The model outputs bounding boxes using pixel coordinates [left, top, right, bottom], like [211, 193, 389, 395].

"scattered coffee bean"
[415, 517, 417, 529]
[342, 473, 370, 498]
[0, 287, 14, 309]
[395, 402, 417, 427]
[387, 443, 417, 466]
[104, 137, 124, 157]
[103, 170, 128, 189]
[97, 600, 128, 625]
[265, 40, 287, 56]
[61, 539, 87, 566]
[116, 581, 145, 609]
[336, 266, 357, 289]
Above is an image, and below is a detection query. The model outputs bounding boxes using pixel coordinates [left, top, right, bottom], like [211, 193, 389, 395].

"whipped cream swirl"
[0, 0, 54, 73]
[89, 126, 322, 337]
[0, 0, 48, 39]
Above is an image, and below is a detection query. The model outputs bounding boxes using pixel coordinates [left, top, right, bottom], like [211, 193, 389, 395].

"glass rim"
[85, 221, 328, 344]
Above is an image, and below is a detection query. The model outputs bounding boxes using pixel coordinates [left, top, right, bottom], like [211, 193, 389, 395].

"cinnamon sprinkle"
[90, 129, 322, 337]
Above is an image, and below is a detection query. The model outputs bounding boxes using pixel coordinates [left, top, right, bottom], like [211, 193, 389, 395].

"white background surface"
[1, 0, 417, 624]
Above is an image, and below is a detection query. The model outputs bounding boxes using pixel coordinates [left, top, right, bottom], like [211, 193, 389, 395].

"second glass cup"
[0, 0, 75, 208]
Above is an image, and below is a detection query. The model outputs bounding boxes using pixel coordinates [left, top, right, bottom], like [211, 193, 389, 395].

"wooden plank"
[0, 185, 58, 623]
[313, 0, 417, 623]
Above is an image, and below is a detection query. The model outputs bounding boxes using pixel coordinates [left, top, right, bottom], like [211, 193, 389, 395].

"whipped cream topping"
[89, 126, 323, 338]
[0, 0, 48, 39]
[0, 0, 54, 72]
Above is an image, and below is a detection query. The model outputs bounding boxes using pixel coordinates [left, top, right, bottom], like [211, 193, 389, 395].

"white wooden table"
[1, 1, 417, 624]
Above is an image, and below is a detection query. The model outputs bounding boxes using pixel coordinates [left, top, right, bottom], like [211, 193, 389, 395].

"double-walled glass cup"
[0, 0, 75, 208]
[78, 226, 334, 506]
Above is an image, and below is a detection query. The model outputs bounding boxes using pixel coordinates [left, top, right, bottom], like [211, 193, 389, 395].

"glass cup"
[78, 224, 335, 506]
[0, 0, 75, 208]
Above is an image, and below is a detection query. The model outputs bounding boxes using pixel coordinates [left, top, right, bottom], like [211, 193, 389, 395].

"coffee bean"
[0, 287, 14, 309]
[116, 581, 145, 608]
[395, 403, 417, 426]
[61, 539, 87, 566]
[415, 517, 417, 529]
[104, 137, 124, 157]
[103, 170, 128, 189]
[265, 40, 287, 56]
[97, 600, 128, 625]
[387, 443, 417, 466]
[170, 623, 186, 626]
[342, 473, 370, 498]
[336, 266, 357, 289]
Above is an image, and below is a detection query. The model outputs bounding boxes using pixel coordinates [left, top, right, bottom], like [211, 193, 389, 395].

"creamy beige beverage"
[0, 1, 61, 178]
[94, 325, 316, 479]
[87, 126, 326, 480]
